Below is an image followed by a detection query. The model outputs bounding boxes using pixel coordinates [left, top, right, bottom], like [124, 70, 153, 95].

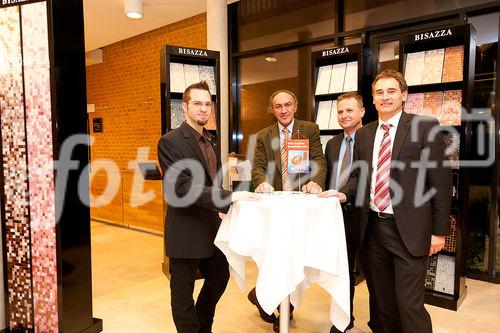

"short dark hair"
[372, 69, 408, 93]
[337, 91, 364, 108]
[268, 89, 298, 112]
[183, 81, 211, 103]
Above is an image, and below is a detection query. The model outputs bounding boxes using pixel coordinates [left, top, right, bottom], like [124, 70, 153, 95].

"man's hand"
[301, 181, 322, 194]
[429, 235, 446, 256]
[317, 189, 347, 203]
[218, 212, 226, 220]
[255, 182, 274, 193]
[231, 191, 261, 202]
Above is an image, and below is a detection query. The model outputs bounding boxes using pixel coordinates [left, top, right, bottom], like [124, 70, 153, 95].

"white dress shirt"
[369, 111, 402, 213]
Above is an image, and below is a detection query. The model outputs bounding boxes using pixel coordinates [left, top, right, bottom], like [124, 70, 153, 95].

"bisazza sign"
[0, 0, 43, 8]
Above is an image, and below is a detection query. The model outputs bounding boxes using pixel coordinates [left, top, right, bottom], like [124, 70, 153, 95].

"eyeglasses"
[189, 101, 214, 109]
[273, 102, 295, 111]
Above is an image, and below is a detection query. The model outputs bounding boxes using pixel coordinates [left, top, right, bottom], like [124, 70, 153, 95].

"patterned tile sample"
[342, 61, 358, 92]
[315, 65, 332, 95]
[170, 99, 184, 129]
[421, 48, 445, 84]
[422, 91, 443, 123]
[443, 215, 457, 253]
[404, 51, 425, 86]
[404, 93, 424, 115]
[425, 254, 438, 290]
[443, 132, 460, 169]
[21, 2, 59, 331]
[441, 90, 462, 126]
[0, 5, 34, 330]
[199, 65, 217, 95]
[315, 100, 332, 130]
[205, 104, 217, 130]
[442, 46, 464, 83]
[169, 62, 185, 93]
[435, 254, 455, 295]
[183, 64, 201, 87]
[329, 63, 346, 94]
[328, 100, 341, 129]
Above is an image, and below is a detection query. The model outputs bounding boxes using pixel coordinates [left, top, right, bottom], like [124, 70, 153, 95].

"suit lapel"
[330, 134, 343, 190]
[365, 122, 378, 171]
[269, 123, 282, 173]
[392, 112, 411, 160]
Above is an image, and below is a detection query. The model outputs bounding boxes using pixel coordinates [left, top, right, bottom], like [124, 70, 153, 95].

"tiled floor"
[91, 221, 500, 333]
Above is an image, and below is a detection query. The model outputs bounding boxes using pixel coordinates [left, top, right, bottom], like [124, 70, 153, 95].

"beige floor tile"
[91, 221, 500, 332]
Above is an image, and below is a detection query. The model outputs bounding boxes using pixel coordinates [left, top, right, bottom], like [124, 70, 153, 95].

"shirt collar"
[278, 119, 294, 135]
[185, 121, 212, 142]
[378, 111, 402, 129]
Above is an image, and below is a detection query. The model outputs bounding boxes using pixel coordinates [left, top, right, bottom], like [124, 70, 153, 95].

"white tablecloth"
[214, 192, 350, 331]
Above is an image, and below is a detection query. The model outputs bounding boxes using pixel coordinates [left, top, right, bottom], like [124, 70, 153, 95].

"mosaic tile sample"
[169, 62, 185, 93]
[170, 99, 184, 129]
[328, 100, 341, 130]
[329, 63, 346, 94]
[443, 132, 460, 169]
[442, 46, 464, 83]
[183, 64, 201, 87]
[441, 90, 462, 126]
[404, 51, 425, 86]
[315, 65, 332, 95]
[0, 5, 34, 330]
[205, 104, 217, 130]
[443, 215, 457, 253]
[421, 48, 445, 84]
[435, 254, 455, 295]
[422, 91, 443, 123]
[21, 2, 59, 331]
[404, 93, 424, 115]
[425, 254, 438, 290]
[342, 61, 358, 92]
[199, 65, 217, 95]
[316, 100, 332, 130]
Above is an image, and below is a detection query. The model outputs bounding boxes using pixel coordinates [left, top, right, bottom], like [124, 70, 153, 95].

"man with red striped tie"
[328, 70, 452, 333]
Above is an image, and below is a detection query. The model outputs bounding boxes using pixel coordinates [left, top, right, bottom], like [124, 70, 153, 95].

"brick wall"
[86, 13, 207, 171]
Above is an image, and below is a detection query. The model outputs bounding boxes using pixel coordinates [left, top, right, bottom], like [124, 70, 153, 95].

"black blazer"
[340, 112, 452, 256]
[157, 122, 232, 259]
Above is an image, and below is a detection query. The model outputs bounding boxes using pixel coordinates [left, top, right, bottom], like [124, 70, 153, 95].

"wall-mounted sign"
[93, 118, 103, 133]
[1, 0, 44, 8]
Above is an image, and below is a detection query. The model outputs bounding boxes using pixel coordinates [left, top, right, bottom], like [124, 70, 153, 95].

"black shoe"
[247, 288, 276, 323]
[329, 325, 344, 333]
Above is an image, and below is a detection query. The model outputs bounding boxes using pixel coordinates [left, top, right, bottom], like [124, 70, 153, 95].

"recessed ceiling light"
[265, 56, 277, 62]
[125, 0, 143, 19]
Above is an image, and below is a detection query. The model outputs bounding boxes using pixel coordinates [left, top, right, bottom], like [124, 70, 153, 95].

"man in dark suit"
[158, 81, 258, 333]
[332, 70, 452, 333]
[321, 92, 381, 333]
[249, 89, 327, 332]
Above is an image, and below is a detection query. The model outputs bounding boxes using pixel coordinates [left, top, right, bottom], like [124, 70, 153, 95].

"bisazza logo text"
[322, 47, 349, 57]
[2, 0, 30, 5]
[178, 48, 208, 56]
[414, 29, 453, 41]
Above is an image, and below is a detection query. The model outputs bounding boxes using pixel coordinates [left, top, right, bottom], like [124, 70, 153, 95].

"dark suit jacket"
[158, 122, 232, 259]
[251, 119, 327, 191]
[340, 112, 452, 257]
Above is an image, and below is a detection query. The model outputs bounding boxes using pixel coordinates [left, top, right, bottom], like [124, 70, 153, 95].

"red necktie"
[374, 124, 392, 212]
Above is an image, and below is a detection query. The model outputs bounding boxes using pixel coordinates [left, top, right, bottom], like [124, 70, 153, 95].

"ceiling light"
[125, 0, 143, 19]
[265, 56, 277, 62]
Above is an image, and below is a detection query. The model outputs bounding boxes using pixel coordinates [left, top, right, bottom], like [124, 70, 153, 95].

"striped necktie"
[281, 127, 292, 191]
[337, 135, 352, 189]
[374, 124, 392, 212]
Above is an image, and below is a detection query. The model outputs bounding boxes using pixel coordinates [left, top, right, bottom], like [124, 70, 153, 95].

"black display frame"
[310, 43, 373, 136]
[399, 24, 477, 310]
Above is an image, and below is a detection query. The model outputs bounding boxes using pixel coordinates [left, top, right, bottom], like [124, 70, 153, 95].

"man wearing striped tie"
[249, 89, 327, 332]
[329, 70, 452, 333]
